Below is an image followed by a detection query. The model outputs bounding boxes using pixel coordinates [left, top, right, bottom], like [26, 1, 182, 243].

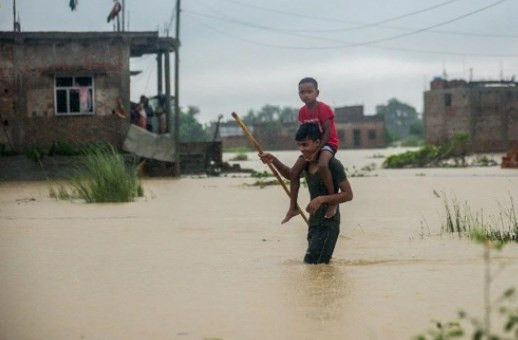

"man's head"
[298, 77, 319, 105]
[295, 123, 322, 161]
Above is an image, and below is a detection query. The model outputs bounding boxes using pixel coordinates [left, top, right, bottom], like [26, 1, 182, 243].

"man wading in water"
[259, 123, 353, 264]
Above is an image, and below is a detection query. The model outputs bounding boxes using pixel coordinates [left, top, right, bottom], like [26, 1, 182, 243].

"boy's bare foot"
[281, 208, 300, 224]
[324, 204, 337, 219]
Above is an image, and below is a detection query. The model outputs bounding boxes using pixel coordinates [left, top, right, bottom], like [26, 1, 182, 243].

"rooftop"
[0, 31, 178, 57]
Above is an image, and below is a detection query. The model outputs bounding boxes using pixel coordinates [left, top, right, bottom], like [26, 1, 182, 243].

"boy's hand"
[258, 152, 274, 164]
[306, 196, 324, 215]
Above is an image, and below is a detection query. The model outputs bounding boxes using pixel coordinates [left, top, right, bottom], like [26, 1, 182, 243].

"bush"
[400, 136, 425, 147]
[383, 145, 440, 168]
[383, 134, 469, 168]
[69, 146, 142, 203]
[224, 146, 251, 153]
[229, 153, 248, 161]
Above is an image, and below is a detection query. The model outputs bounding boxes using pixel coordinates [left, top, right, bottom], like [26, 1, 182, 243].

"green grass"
[49, 146, 143, 203]
[49, 184, 73, 200]
[383, 133, 469, 168]
[229, 153, 248, 161]
[441, 193, 517, 243]
[224, 146, 251, 153]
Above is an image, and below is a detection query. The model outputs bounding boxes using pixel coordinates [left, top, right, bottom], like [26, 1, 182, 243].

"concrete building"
[424, 78, 518, 152]
[334, 105, 385, 148]
[0, 31, 176, 152]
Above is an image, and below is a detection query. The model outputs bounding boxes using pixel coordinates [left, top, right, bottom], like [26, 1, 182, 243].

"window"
[353, 129, 361, 147]
[338, 129, 345, 142]
[368, 129, 377, 140]
[55, 76, 94, 115]
[444, 93, 452, 107]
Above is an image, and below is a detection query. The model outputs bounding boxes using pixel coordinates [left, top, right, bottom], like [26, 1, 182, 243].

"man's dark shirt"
[303, 157, 347, 227]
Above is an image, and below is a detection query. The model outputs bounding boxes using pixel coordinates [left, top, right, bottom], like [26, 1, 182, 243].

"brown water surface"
[1, 150, 517, 339]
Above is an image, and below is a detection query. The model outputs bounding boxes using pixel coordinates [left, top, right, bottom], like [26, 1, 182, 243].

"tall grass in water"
[69, 146, 142, 203]
[441, 194, 517, 242]
[416, 194, 518, 340]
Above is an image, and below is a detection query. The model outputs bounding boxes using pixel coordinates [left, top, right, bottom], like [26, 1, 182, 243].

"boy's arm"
[258, 152, 291, 180]
[306, 179, 353, 215]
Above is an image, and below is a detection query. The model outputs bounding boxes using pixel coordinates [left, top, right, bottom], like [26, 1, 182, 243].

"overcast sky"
[1, 0, 517, 123]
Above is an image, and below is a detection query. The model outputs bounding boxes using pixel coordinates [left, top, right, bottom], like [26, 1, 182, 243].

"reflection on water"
[283, 260, 346, 313]
[297, 264, 346, 322]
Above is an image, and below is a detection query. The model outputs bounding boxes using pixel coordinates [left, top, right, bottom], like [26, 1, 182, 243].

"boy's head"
[295, 123, 322, 160]
[298, 77, 319, 105]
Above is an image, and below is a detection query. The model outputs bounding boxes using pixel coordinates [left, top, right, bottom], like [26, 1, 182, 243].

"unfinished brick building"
[0, 31, 176, 152]
[334, 105, 385, 149]
[424, 78, 518, 152]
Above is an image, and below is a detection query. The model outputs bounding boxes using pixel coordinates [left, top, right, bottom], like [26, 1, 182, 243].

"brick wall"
[0, 43, 15, 148]
[424, 82, 518, 152]
[0, 33, 130, 151]
[336, 121, 385, 149]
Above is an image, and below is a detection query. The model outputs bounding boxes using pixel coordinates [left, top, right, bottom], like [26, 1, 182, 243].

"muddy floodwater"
[1, 149, 518, 339]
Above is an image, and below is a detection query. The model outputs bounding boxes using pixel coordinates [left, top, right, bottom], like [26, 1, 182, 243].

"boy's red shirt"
[298, 101, 339, 150]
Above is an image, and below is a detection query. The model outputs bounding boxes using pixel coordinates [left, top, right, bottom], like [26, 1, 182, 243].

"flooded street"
[1, 149, 518, 339]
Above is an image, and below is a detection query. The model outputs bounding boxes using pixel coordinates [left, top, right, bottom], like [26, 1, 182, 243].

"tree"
[243, 109, 257, 125]
[179, 106, 210, 142]
[409, 120, 424, 138]
[376, 98, 420, 141]
[257, 104, 280, 122]
[279, 106, 298, 123]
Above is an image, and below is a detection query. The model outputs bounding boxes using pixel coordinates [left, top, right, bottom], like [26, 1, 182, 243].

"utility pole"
[13, 0, 16, 31]
[173, 0, 181, 176]
[122, 0, 125, 32]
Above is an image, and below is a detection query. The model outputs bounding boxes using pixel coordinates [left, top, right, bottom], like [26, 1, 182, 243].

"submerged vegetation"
[345, 163, 378, 177]
[224, 146, 251, 153]
[440, 193, 517, 242]
[246, 170, 287, 188]
[49, 145, 143, 203]
[229, 153, 248, 161]
[383, 134, 474, 168]
[416, 193, 518, 339]
[416, 287, 518, 340]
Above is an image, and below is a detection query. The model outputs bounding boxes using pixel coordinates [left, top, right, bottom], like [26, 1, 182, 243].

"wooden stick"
[232, 112, 309, 225]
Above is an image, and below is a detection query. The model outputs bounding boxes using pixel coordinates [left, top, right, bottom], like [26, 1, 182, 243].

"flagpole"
[122, 0, 125, 32]
[13, 0, 16, 31]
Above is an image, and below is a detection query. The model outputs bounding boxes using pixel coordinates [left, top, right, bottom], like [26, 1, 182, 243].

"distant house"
[214, 121, 248, 149]
[424, 78, 518, 152]
[334, 105, 385, 148]
[0, 31, 176, 152]
[217, 106, 385, 151]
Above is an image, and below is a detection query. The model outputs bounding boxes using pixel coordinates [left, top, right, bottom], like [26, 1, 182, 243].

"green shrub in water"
[383, 133, 469, 168]
[70, 146, 142, 203]
[230, 153, 248, 161]
[224, 146, 251, 153]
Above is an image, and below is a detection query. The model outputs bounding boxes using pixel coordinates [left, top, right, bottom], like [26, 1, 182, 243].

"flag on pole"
[107, 1, 122, 22]
[69, 0, 78, 11]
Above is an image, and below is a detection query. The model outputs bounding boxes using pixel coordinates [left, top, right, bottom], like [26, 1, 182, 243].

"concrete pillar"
[157, 52, 163, 96]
